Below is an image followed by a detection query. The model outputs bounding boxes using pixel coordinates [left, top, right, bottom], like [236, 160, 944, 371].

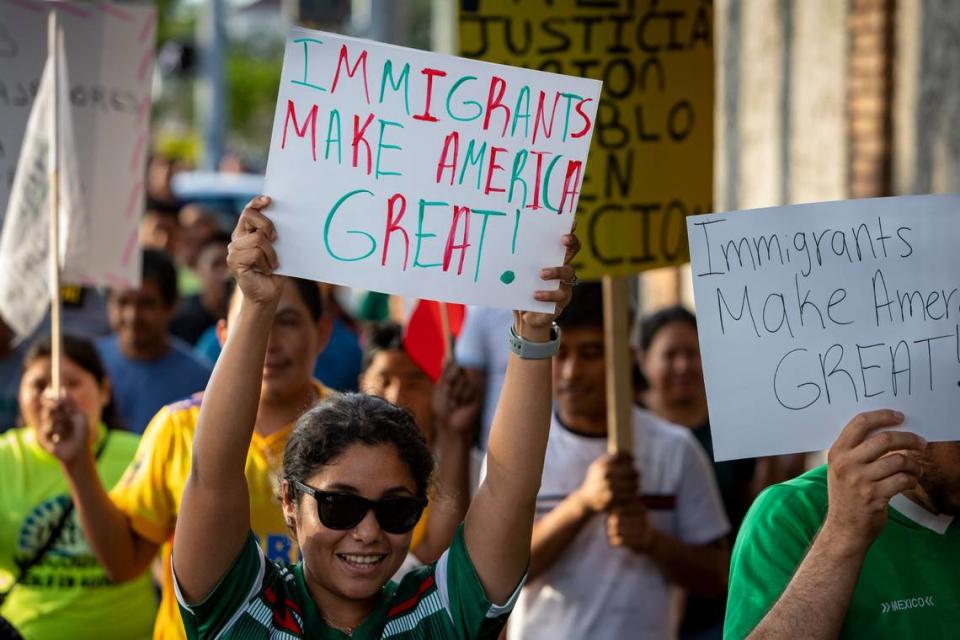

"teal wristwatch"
[508, 323, 561, 359]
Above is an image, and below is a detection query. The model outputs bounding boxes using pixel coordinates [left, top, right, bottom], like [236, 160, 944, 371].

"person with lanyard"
[168, 196, 578, 638]
[725, 413, 960, 638]
[0, 336, 156, 640]
[45, 273, 334, 640]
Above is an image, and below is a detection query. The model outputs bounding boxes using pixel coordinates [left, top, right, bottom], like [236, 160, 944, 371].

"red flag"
[403, 300, 465, 382]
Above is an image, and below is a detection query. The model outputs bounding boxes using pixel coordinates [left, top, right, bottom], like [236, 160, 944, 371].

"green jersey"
[0, 425, 157, 639]
[725, 465, 959, 639]
[176, 525, 521, 639]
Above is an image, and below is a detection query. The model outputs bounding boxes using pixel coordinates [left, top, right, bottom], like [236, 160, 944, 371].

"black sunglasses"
[294, 481, 427, 534]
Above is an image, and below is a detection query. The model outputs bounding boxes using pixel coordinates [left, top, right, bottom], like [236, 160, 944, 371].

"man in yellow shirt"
[55, 277, 332, 640]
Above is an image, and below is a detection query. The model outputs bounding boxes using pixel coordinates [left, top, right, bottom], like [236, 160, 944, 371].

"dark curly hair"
[282, 393, 435, 504]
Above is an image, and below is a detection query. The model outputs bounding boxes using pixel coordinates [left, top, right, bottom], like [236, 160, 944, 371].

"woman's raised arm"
[463, 231, 579, 604]
[172, 196, 283, 603]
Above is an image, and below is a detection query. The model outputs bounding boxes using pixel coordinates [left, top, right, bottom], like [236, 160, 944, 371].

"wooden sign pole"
[602, 276, 633, 454]
[48, 10, 63, 398]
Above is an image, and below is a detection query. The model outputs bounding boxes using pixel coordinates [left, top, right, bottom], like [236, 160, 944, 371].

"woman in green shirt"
[0, 336, 156, 639]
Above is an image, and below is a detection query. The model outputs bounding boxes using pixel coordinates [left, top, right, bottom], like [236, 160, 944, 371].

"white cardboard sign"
[0, 0, 154, 287]
[688, 195, 960, 461]
[264, 27, 601, 311]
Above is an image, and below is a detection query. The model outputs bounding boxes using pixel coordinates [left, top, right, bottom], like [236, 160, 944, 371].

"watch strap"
[508, 323, 560, 359]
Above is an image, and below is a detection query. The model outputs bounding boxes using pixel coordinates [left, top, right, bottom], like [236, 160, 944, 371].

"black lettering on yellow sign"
[460, 0, 714, 277]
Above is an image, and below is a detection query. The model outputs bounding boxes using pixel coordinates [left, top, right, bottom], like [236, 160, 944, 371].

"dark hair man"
[509, 283, 730, 639]
[97, 249, 211, 433]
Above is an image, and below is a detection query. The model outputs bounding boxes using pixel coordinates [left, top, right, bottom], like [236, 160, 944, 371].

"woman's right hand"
[37, 391, 90, 467]
[227, 196, 283, 306]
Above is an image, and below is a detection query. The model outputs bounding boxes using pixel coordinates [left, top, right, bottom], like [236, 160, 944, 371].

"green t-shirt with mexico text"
[725, 465, 959, 639]
[175, 525, 522, 639]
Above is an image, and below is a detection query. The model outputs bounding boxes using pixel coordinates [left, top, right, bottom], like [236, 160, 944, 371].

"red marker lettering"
[570, 98, 594, 139]
[383, 193, 410, 270]
[443, 206, 471, 275]
[435, 131, 459, 185]
[413, 68, 447, 122]
[483, 76, 510, 137]
[280, 100, 318, 162]
[558, 160, 583, 214]
[525, 150, 551, 210]
[331, 45, 371, 104]
[352, 114, 375, 174]
[484, 146, 507, 195]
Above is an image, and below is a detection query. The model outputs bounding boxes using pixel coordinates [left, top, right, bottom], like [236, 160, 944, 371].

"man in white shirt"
[509, 284, 731, 640]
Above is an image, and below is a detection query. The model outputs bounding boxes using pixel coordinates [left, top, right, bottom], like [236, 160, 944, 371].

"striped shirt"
[175, 525, 521, 639]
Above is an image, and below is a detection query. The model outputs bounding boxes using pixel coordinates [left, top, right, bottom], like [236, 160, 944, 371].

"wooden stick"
[48, 10, 63, 398]
[438, 301, 453, 366]
[602, 276, 633, 454]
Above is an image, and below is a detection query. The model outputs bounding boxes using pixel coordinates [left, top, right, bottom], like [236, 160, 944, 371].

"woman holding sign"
[170, 196, 578, 639]
[0, 336, 156, 640]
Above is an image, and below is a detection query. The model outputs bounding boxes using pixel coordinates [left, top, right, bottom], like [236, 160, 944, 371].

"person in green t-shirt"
[111, 196, 576, 639]
[0, 335, 156, 640]
[725, 410, 960, 639]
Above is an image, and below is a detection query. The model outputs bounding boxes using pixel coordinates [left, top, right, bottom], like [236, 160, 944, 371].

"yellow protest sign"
[459, 0, 714, 278]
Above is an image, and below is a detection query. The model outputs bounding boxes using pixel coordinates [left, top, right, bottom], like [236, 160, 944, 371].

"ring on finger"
[562, 274, 579, 287]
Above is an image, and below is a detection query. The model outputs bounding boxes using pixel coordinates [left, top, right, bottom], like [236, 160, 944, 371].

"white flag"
[0, 34, 88, 339]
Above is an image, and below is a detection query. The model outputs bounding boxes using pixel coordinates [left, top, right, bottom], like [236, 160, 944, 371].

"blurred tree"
[226, 49, 282, 162]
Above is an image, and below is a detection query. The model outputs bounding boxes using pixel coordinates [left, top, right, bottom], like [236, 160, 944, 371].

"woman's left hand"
[516, 226, 581, 334]
[37, 392, 90, 466]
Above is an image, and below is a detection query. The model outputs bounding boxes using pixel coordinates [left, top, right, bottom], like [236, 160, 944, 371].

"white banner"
[689, 195, 960, 460]
[0, 35, 86, 337]
[0, 0, 155, 289]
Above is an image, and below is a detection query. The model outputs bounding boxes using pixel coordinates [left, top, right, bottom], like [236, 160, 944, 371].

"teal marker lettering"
[446, 75, 483, 122]
[325, 109, 342, 163]
[511, 86, 531, 138]
[507, 150, 529, 207]
[292, 38, 327, 92]
[458, 139, 487, 191]
[375, 119, 403, 179]
[414, 200, 448, 269]
[542, 154, 563, 212]
[323, 189, 377, 262]
[511, 208, 522, 254]
[470, 208, 508, 282]
[560, 92, 582, 142]
[379, 60, 411, 116]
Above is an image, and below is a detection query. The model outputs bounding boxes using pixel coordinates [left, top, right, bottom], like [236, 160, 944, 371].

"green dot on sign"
[500, 270, 516, 284]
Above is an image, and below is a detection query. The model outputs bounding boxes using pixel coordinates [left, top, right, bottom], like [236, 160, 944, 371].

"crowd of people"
[0, 155, 956, 639]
